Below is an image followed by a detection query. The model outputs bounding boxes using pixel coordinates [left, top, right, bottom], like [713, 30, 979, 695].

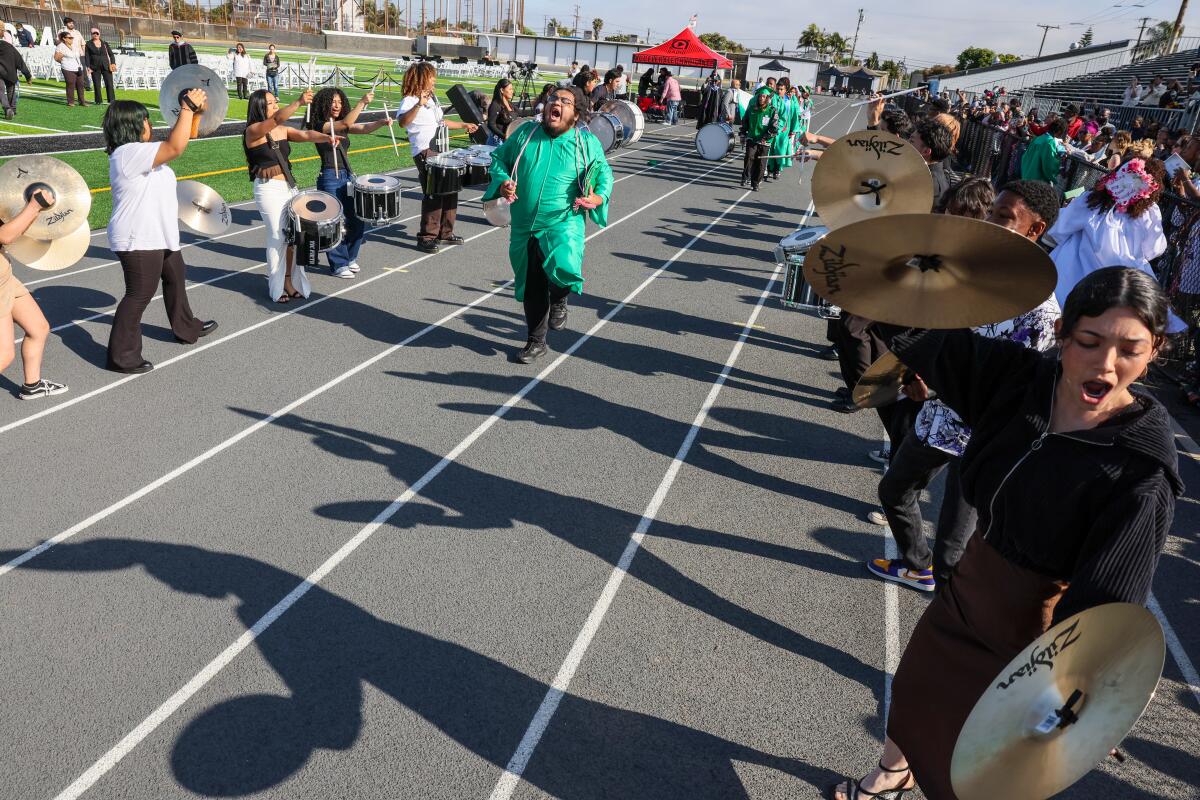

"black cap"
[171, 30, 182, 36]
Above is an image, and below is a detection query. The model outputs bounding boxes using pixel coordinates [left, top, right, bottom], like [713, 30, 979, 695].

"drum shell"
[589, 112, 625, 154]
[284, 190, 345, 266]
[351, 175, 402, 225]
[464, 155, 492, 187]
[781, 254, 820, 308]
[424, 154, 466, 196]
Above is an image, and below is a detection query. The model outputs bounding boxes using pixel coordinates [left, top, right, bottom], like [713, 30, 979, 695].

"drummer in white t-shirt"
[102, 94, 218, 373]
[396, 62, 479, 254]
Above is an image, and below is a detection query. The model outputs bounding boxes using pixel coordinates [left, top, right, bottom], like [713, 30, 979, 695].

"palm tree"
[591, 18, 603, 38]
[826, 32, 849, 64]
[797, 23, 824, 55]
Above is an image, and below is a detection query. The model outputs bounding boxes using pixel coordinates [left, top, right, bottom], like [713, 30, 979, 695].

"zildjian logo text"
[812, 244, 857, 295]
[845, 135, 905, 160]
[996, 620, 1082, 690]
[45, 209, 74, 225]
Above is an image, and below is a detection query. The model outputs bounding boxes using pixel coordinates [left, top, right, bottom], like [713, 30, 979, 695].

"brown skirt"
[887, 536, 1068, 800]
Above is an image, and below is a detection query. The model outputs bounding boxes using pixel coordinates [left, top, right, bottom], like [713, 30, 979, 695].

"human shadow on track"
[0, 537, 844, 799]
[32, 284, 121, 365]
[256, 409, 886, 701]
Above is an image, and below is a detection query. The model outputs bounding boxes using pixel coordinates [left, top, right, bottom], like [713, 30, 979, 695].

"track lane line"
[44, 173, 750, 800]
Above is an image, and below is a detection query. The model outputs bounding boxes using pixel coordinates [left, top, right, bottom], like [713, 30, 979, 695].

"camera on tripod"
[508, 61, 538, 80]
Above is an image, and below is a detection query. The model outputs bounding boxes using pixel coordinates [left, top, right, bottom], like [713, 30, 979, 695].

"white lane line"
[1, 154, 740, 571]
[490, 230, 774, 800]
[882, 534, 899, 727]
[48, 179, 750, 800]
[40, 125, 699, 252]
[1148, 593, 1200, 707]
[0, 142, 705, 432]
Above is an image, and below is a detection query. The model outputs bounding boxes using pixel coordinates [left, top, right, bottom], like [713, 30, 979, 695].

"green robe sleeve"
[582, 132, 612, 228]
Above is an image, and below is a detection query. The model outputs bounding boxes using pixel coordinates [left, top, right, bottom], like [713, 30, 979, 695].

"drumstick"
[850, 86, 924, 107]
[330, 117, 338, 179]
[304, 57, 317, 124]
[381, 100, 400, 157]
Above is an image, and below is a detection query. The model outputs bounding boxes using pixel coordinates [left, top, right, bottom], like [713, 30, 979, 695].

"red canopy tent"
[632, 27, 734, 70]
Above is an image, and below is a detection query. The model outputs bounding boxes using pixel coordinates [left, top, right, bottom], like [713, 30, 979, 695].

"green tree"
[698, 31, 745, 53]
[548, 17, 572, 36]
[925, 64, 956, 77]
[879, 59, 904, 83]
[826, 32, 849, 63]
[797, 23, 824, 54]
[955, 46, 995, 70]
[591, 18, 603, 38]
[865, 51, 880, 69]
[604, 33, 637, 43]
[1078, 26, 1093, 48]
[997, 53, 1020, 63]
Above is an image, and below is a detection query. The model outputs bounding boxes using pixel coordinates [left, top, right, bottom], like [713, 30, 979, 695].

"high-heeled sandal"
[827, 761, 916, 800]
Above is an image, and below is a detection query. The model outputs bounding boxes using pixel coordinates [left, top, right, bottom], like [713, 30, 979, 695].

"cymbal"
[952, 603, 1164, 800]
[853, 351, 911, 408]
[811, 130, 933, 228]
[159, 65, 230, 138]
[5, 223, 91, 271]
[506, 117, 535, 138]
[801, 214, 1057, 329]
[176, 181, 231, 236]
[0, 155, 92, 240]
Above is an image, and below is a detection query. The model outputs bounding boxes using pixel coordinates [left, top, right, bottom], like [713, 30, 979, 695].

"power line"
[1035, 23, 1060, 57]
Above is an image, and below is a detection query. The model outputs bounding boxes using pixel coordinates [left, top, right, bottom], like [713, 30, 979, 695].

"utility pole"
[849, 8, 864, 65]
[1170, 0, 1190, 52]
[572, 3, 580, 37]
[1135, 16, 1150, 49]
[1035, 23, 1059, 58]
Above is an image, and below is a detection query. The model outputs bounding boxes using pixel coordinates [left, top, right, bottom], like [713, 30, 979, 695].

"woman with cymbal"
[306, 87, 394, 279]
[244, 87, 338, 302]
[102, 96, 217, 374]
[831, 266, 1182, 800]
[0, 189, 67, 399]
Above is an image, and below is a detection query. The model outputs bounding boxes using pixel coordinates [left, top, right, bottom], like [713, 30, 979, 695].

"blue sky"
[520, 0, 1200, 68]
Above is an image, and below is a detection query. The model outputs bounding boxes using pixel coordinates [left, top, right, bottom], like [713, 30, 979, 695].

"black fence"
[957, 115, 1200, 364]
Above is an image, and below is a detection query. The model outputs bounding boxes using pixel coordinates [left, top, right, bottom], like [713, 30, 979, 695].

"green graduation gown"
[769, 94, 799, 169]
[483, 122, 614, 301]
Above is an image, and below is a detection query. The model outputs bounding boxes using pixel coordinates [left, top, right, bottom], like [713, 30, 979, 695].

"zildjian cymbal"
[801, 214, 1057, 329]
[176, 181, 232, 236]
[5, 222, 91, 271]
[952, 603, 1164, 800]
[159, 65, 229, 138]
[811, 130, 934, 228]
[506, 117, 534, 139]
[0, 155, 92, 241]
[853, 351, 912, 409]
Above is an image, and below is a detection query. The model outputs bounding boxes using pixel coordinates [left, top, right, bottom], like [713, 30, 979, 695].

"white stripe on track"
[0, 136, 704, 436]
[1148, 593, 1200, 707]
[489, 226, 775, 800]
[47, 171, 748, 800]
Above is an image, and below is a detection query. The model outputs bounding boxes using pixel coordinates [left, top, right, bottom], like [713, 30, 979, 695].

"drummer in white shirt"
[396, 61, 480, 254]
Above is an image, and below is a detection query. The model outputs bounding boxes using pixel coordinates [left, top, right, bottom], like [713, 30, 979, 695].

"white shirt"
[614, 74, 627, 94]
[397, 94, 443, 153]
[108, 142, 181, 252]
[55, 42, 80, 72]
[230, 52, 251, 78]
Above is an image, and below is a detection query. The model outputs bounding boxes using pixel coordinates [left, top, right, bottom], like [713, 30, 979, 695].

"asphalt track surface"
[1, 97, 1197, 800]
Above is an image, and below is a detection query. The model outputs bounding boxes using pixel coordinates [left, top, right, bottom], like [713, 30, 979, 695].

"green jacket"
[1020, 133, 1062, 183]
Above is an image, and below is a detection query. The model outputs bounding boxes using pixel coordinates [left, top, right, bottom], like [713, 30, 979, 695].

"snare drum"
[600, 100, 645, 145]
[696, 122, 735, 161]
[351, 174, 402, 225]
[464, 153, 492, 186]
[588, 112, 625, 154]
[283, 190, 345, 267]
[424, 152, 466, 196]
[773, 225, 829, 310]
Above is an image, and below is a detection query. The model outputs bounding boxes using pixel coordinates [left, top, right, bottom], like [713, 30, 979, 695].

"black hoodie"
[893, 328, 1184, 623]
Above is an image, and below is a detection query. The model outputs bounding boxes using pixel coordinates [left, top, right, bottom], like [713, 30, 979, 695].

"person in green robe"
[766, 77, 799, 180]
[483, 85, 614, 364]
[740, 87, 778, 191]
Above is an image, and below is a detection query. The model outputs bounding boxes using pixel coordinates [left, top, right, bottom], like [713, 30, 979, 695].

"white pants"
[253, 178, 312, 301]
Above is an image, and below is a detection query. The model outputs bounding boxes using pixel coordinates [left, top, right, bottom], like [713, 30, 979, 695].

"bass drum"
[588, 111, 625, 154]
[283, 189, 345, 267]
[351, 174, 402, 226]
[600, 99, 645, 145]
[696, 121, 735, 161]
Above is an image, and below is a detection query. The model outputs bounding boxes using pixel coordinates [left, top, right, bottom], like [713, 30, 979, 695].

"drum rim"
[353, 174, 402, 191]
[289, 190, 344, 223]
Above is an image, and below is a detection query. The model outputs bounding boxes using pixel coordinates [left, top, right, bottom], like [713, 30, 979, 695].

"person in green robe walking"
[483, 85, 614, 364]
[740, 87, 778, 191]
[766, 77, 799, 181]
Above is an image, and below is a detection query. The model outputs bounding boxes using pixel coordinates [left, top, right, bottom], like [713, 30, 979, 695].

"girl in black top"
[307, 87, 394, 277]
[243, 88, 334, 303]
[486, 78, 514, 145]
[831, 267, 1182, 800]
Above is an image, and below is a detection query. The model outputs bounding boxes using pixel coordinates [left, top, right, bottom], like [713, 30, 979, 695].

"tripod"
[510, 63, 538, 114]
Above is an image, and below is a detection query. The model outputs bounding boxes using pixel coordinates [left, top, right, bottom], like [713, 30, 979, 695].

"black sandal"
[827, 761, 916, 800]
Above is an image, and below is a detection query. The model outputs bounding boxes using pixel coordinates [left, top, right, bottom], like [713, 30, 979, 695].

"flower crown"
[1094, 158, 1159, 212]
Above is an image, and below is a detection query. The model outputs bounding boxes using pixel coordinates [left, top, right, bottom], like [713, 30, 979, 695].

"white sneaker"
[347, 261, 361, 273]
[333, 266, 355, 279]
[867, 510, 889, 527]
[869, 448, 891, 464]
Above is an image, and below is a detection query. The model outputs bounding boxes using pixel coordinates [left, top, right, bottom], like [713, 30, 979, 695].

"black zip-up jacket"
[0, 40, 31, 84]
[892, 328, 1183, 623]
